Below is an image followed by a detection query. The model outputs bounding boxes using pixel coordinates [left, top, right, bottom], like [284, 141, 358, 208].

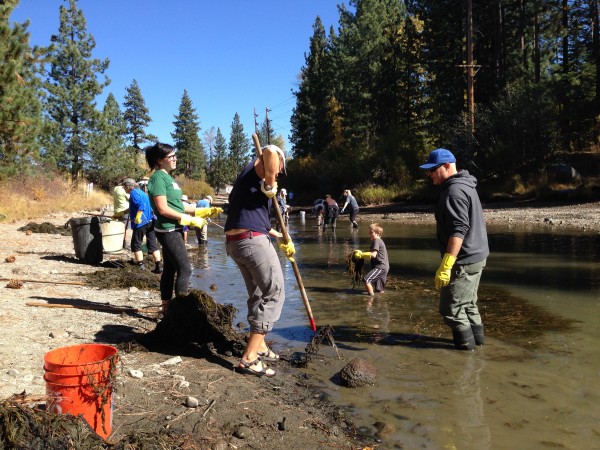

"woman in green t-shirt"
[145, 142, 207, 314]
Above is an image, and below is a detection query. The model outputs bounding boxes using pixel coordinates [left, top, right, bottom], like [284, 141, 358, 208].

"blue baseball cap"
[419, 148, 456, 170]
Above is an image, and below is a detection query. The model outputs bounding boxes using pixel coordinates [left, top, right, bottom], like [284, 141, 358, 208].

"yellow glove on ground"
[195, 207, 223, 219]
[260, 181, 278, 198]
[435, 253, 457, 289]
[279, 240, 295, 262]
[135, 211, 143, 224]
[352, 250, 371, 261]
[179, 214, 207, 229]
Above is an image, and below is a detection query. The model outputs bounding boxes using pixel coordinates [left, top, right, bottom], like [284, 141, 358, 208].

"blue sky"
[10, 1, 344, 153]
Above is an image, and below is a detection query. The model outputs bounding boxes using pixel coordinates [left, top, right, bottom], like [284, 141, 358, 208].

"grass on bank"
[0, 175, 112, 222]
[356, 173, 600, 206]
[3, 170, 600, 222]
[0, 173, 215, 222]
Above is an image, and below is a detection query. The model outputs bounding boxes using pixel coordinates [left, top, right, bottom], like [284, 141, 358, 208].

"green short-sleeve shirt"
[147, 170, 184, 231]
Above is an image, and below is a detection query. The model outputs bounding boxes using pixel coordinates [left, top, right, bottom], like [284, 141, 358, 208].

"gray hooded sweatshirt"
[435, 170, 489, 265]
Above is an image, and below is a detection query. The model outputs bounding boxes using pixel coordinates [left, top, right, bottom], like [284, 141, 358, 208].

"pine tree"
[0, 0, 43, 177]
[42, 0, 109, 183]
[171, 90, 205, 180]
[227, 112, 251, 176]
[209, 128, 230, 191]
[405, 0, 465, 140]
[290, 16, 334, 157]
[87, 93, 136, 188]
[123, 79, 151, 151]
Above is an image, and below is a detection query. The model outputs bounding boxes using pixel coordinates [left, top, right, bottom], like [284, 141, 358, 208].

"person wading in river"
[420, 148, 489, 350]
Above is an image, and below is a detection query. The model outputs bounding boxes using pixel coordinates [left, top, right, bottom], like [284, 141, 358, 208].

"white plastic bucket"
[100, 221, 125, 253]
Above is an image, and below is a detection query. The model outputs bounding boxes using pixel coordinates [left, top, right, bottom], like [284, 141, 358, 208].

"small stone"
[150, 365, 169, 376]
[179, 381, 190, 389]
[22, 374, 34, 383]
[185, 396, 199, 408]
[374, 421, 396, 436]
[172, 374, 185, 381]
[160, 356, 182, 366]
[128, 369, 144, 379]
[6, 369, 20, 378]
[211, 438, 229, 450]
[340, 358, 376, 388]
[49, 329, 69, 339]
[233, 425, 253, 439]
[129, 286, 139, 293]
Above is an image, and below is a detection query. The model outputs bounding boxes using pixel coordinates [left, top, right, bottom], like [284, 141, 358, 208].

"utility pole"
[253, 107, 259, 135]
[265, 106, 271, 145]
[466, 0, 475, 135]
[456, 0, 480, 152]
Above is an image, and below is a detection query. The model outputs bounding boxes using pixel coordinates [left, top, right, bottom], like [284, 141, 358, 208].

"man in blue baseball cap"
[420, 148, 489, 350]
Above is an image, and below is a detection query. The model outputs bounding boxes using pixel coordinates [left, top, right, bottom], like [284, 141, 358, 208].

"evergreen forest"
[2, 0, 600, 202]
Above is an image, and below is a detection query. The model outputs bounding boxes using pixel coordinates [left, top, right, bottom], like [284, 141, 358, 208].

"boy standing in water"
[353, 223, 389, 295]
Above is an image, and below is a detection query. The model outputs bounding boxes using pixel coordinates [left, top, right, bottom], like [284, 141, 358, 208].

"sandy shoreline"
[320, 199, 600, 233]
[0, 213, 361, 448]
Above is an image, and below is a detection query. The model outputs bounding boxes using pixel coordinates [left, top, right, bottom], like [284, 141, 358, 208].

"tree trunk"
[534, 0, 541, 83]
[591, 0, 600, 117]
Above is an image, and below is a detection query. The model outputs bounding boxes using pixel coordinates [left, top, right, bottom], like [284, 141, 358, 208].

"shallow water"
[191, 215, 600, 449]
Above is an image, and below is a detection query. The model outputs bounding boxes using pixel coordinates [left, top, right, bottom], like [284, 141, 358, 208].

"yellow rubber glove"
[260, 180, 278, 199]
[179, 214, 207, 229]
[352, 250, 371, 261]
[135, 211, 143, 224]
[195, 207, 224, 219]
[435, 253, 457, 289]
[279, 240, 295, 262]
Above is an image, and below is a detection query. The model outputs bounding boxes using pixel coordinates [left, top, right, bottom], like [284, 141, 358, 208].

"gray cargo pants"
[439, 259, 486, 331]
[226, 234, 285, 333]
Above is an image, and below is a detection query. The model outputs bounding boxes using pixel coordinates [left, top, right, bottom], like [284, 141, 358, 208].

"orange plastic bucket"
[43, 369, 108, 385]
[44, 344, 118, 439]
[44, 343, 117, 375]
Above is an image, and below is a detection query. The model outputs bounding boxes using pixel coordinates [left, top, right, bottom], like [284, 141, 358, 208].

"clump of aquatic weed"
[86, 264, 159, 290]
[17, 221, 71, 236]
[0, 395, 197, 449]
[477, 284, 579, 348]
[139, 290, 246, 356]
[346, 252, 365, 288]
[383, 277, 579, 350]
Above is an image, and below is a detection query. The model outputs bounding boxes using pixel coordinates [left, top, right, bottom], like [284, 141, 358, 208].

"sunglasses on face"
[428, 164, 443, 173]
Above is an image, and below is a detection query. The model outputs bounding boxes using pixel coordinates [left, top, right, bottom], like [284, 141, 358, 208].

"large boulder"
[339, 358, 376, 388]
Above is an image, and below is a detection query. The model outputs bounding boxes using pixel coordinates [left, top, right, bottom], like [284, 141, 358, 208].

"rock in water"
[339, 358, 376, 388]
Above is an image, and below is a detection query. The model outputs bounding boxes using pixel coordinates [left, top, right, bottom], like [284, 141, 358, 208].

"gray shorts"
[363, 267, 388, 292]
[226, 234, 285, 333]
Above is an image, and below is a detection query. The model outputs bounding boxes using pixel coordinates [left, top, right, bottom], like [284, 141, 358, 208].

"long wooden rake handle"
[252, 134, 317, 331]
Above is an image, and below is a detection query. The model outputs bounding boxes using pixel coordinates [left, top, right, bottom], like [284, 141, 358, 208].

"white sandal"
[237, 359, 275, 377]
[257, 346, 280, 361]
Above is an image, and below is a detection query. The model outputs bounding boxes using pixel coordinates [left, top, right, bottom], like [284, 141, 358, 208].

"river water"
[190, 214, 600, 449]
